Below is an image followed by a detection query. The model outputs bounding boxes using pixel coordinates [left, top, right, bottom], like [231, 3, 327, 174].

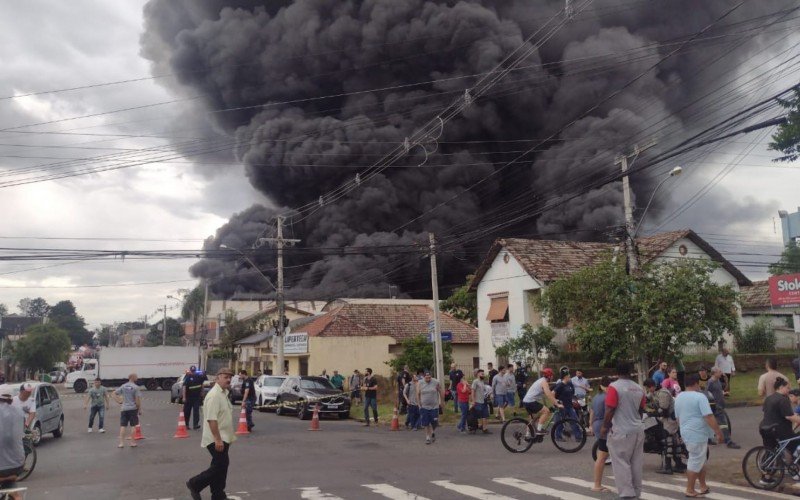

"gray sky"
[0, 1, 797, 328]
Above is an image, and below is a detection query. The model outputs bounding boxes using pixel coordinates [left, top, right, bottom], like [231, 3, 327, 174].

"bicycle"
[17, 432, 36, 482]
[741, 433, 800, 490]
[501, 406, 587, 453]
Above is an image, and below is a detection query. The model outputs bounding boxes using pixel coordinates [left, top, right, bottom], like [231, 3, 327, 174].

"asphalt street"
[16, 388, 799, 500]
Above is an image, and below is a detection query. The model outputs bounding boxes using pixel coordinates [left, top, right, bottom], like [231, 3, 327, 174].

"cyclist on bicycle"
[759, 377, 800, 486]
[522, 368, 562, 435]
[0, 392, 25, 500]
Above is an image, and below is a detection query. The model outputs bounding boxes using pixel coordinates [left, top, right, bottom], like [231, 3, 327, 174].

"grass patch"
[726, 369, 795, 405]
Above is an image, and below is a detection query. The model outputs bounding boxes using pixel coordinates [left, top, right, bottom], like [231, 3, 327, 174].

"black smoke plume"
[140, 0, 793, 298]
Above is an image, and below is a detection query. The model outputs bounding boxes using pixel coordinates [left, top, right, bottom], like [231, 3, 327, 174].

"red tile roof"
[293, 302, 477, 344]
[469, 229, 750, 289]
[740, 280, 771, 309]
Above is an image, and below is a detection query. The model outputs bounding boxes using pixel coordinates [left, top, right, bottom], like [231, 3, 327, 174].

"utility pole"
[429, 233, 445, 386]
[162, 305, 167, 346]
[615, 139, 656, 384]
[258, 216, 300, 375]
[199, 279, 209, 368]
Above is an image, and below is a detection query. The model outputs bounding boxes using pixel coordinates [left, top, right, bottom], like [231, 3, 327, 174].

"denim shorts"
[418, 407, 439, 427]
[473, 403, 489, 418]
[506, 392, 516, 406]
[494, 393, 507, 407]
[120, 409, 139, 427]
[685, 441, 708, 473]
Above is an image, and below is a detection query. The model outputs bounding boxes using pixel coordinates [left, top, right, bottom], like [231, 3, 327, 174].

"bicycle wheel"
[551, 418, 587, 453]
[501, 418, 535, 453]
[742, 446, 783, 490]
[18, 443, 36, 481]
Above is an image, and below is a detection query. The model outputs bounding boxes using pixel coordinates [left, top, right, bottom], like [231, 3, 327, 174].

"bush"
[735, 317, 776, 353]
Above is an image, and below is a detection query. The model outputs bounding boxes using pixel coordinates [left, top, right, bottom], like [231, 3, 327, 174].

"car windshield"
[263, 378, 283, 387]
[300, 378, 334, 390]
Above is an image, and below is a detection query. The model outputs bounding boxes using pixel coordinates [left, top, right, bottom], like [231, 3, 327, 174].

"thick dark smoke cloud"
[140, 0, 793, 298]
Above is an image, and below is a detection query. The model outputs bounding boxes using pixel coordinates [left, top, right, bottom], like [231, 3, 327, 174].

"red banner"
[769, 273, 800, 307]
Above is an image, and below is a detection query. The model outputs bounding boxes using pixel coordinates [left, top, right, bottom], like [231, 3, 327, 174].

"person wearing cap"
[601, 362, 647, 499]
[0, 391, 26, 500]
[183, 365, 207, 430]
[590, 377, 612, 492]
[522, 367, 561, 435]
[187, 367, 237, 500]
[11, 383, 35, 429]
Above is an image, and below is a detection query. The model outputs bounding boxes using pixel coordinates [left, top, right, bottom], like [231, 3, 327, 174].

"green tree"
[181, 285, 205, 343]
[537, 257, 739, 369]
[387, 334, 453, 374]
[218, 310, 255, 360]
[495, 324, 558, 372]
[146, 317, 184, 346]
[18, 297, 50, 318]
[14, 323, 71, 372]
[769, 86, 800, 162]
[49, 300, 92, 346]
[442, 276, 478, 326]
[769, 241, 800, 275]
[0, 303, 8, 316]
[734, 317, 776, 353]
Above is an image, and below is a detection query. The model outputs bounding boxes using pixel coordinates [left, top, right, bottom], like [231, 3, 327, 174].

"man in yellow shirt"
[187, 367, 236, 500]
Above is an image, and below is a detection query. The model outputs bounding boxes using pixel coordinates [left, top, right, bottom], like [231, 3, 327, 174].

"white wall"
[650, 237, 740, 290]
[476, 249, 541, 368]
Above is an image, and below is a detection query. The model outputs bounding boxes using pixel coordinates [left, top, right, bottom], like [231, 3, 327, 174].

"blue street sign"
[427, 331, 452, 342]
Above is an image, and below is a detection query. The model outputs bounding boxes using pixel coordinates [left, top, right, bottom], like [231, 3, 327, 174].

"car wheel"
[73, 379, 87, 393]
[161, 379, 174, 391]
[31, 423, 42, 446]
[257, 396, 267, 413]
[275, 398, 284, 416]
[145, 379, 159, 391]
[53, 416, 64, 438]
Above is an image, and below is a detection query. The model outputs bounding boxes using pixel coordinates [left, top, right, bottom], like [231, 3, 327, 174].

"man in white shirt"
[714, 348, 735, 395]
[11, 383, 35, 429]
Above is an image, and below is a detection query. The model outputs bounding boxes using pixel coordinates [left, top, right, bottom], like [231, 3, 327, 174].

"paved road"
[15, 389, 799, 499]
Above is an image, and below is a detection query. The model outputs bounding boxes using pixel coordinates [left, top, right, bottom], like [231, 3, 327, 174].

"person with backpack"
[645, 378, 687, 474]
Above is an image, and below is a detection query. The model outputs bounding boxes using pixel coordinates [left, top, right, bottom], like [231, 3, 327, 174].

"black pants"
[189, 442, 230, 500]
[398, 391, 408, 414]
[184, 398, 201, 428]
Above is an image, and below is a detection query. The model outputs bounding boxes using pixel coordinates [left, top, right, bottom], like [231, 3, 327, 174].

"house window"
[486, 296, 509, 322]
[472, 357, 480, 369]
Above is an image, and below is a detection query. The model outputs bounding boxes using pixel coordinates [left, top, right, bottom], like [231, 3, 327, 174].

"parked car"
[0, 381, 64, 446]
[274, 376, 350, 420]
[229, 374, 244, 403]
[254, 375, 286, 412]
[49, 371, 66, 384]
[169, 373, 213, 404]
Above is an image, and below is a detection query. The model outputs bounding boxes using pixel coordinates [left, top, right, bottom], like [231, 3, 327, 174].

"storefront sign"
[284, 332, 308, 354]
[769, 273, 800, 307]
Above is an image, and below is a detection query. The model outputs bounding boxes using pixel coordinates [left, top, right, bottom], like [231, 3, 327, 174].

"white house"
[469, 230, 751, 367]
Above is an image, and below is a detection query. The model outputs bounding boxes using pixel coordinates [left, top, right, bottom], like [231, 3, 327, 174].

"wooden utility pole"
[259, 216, 300, 375]
[615, 140, 656, 384]
[429, 233, 445, 385]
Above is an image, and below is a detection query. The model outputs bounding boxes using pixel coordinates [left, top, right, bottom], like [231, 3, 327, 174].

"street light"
[219, 244, 276, 291]
[633, 166, 682, 237]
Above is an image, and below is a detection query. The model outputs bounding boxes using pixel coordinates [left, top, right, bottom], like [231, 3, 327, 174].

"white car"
[254, 375, 286, 412]
[0, 381, 64, 445]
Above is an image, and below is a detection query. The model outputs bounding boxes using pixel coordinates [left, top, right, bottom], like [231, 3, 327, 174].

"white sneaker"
[99, 428, 105, 433]
[88, 428, 92, 433]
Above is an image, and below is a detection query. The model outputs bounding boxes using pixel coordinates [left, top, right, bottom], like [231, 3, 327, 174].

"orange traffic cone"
[308, 404, 321, 431]
[132, 423, 145, 440]
[390, 407, 400, 431]
[235, 406, 250, 435]
[173, 410, 189, 439]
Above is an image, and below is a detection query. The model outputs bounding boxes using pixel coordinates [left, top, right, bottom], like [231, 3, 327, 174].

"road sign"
[428, 331, 452, 343]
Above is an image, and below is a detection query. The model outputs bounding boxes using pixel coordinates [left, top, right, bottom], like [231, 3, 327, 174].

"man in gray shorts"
[114, 373, 142, 448]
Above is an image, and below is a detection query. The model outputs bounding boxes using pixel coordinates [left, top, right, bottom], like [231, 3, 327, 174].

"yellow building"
[272, 299, 479, 378]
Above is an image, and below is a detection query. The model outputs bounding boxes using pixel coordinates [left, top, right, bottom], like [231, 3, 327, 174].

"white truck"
[65, 346, 199, 393]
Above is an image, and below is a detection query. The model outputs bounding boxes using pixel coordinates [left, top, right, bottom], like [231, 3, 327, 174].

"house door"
[299, 357, 309, 376]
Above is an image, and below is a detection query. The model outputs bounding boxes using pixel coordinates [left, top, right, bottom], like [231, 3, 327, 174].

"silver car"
[0, 381, 64, 446]
[254, 375, 286, 412]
